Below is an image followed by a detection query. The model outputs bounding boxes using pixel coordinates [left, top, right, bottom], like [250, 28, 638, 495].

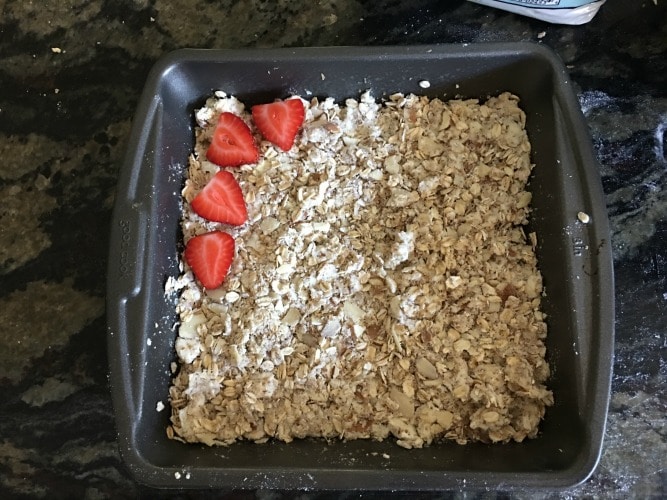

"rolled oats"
[168, 90, 553, 448]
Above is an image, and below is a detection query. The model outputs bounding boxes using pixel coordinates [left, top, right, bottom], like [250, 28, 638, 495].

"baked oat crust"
[166, 91, 553, 448]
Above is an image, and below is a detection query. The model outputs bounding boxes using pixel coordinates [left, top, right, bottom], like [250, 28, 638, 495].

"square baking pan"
[107, 43, 614, 490]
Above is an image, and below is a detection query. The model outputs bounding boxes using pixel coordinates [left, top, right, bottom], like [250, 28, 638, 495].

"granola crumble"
[167, 91, 553, 448]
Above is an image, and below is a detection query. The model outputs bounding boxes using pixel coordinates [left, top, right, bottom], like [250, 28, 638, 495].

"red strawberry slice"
[206, 112, 259, 167]
[251, 99, 305, 151]
[184, 231, 235, 289]
[191, 170, 248, 225]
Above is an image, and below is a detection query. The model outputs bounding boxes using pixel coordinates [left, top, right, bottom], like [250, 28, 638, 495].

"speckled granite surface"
[0, 0, 665, 498]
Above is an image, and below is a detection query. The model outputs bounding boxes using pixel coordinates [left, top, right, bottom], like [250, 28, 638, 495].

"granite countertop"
[0, 0, 665, 498]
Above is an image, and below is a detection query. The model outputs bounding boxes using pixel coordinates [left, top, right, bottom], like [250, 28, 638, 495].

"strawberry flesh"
[191, 170, 248, 225]
[184, 231, 235, 289]
[252, 99, 305, 152]
[206, 112, 259, 167]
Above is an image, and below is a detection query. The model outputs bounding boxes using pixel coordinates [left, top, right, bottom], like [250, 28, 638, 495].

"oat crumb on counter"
[168, 90, 553, 448]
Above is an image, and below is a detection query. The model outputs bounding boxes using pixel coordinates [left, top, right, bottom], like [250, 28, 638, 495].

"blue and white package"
[468, 0, 606, 25]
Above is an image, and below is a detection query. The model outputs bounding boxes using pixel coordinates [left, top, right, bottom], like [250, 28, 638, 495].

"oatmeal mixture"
[166, 91, 553, 448]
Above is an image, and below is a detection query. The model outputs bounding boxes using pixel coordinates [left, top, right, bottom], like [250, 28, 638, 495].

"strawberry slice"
[206, 112, 259, 167]
[191, 170, 248, 225]
[184, 231, 235, 289]
[251, 99, 305, 151]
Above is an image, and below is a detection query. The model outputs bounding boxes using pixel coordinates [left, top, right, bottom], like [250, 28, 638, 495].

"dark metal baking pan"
[107, 43, 614, 490]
